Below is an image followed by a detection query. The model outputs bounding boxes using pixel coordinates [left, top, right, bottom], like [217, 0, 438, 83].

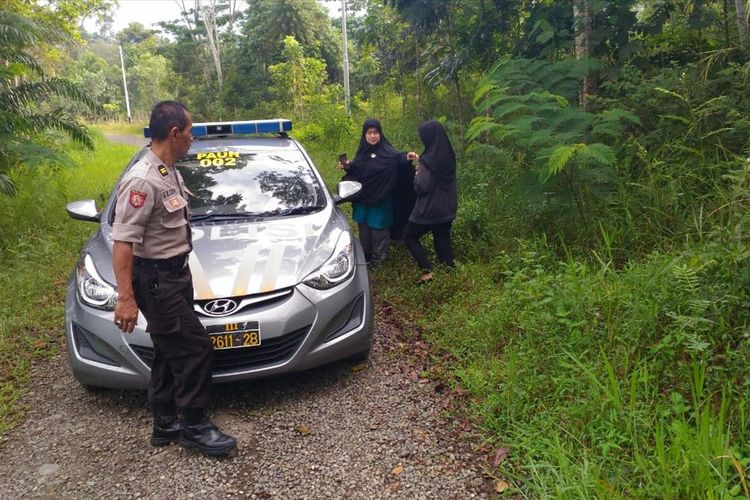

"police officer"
[112, 101, 236, 457]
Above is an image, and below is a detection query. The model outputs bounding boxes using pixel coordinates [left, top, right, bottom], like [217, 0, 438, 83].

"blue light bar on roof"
[143, 119, 292, 138]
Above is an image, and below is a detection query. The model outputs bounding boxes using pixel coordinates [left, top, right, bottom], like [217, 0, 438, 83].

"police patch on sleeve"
[129, 190, 147, 208]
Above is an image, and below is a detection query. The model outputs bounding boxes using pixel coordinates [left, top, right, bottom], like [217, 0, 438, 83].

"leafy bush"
[594, 61, 750, 259]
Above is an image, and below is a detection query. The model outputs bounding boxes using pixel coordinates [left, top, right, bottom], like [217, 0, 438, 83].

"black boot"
[178, 409, 236, 457]
[151, 412, 182, 447]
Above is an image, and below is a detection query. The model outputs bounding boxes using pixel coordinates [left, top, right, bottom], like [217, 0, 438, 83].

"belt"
[133, 254, 189, 272]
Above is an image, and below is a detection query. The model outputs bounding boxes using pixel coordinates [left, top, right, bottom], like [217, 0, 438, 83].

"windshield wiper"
[278, 205, 325, 216]
[190, 212, 260, 222]
[191, 206, 324, 221]
[247, 206, 325, 218]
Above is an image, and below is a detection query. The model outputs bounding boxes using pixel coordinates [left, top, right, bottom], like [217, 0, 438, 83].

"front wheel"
[348, 344, 372, 363]
[80, 382, 108, 394]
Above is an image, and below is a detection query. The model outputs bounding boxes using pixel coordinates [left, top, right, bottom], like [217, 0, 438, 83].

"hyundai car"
[65, 119, 373, 389]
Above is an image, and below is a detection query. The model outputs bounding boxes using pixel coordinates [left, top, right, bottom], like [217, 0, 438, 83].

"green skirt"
[352, 198, 393, 229]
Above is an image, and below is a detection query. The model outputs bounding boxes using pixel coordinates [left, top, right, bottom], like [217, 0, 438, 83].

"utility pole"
[118, 45, 132, 123]
[341, 0, 350, 116]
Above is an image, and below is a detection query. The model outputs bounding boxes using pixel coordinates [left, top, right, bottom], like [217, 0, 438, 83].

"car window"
[177, 146, 326, 218]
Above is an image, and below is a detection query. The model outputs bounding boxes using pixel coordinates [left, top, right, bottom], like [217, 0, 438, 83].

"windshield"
[176, 147, 326, 218]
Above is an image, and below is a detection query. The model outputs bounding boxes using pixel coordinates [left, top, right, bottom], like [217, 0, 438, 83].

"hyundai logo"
[203, 298, 239, 316]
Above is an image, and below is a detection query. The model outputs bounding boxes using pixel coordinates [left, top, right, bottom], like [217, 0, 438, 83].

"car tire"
[81, 383, 107, 393]
[349, 344, 372, 363]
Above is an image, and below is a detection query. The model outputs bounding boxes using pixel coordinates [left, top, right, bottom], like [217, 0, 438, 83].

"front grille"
[194, 288, 293, 317]
[130, 324, 309, 375]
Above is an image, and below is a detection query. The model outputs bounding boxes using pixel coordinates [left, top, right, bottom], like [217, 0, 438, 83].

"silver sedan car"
[65, 119, 373, 390]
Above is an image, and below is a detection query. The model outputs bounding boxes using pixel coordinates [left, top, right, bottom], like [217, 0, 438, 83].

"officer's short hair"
[149, 101, 190, 141]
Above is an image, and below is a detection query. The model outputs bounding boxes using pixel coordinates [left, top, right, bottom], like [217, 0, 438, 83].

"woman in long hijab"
[402, 120, 457, 284]
[342, 119, 416, 264]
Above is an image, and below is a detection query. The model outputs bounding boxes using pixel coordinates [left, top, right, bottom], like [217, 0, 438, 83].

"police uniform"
[112, 149, 212, 415]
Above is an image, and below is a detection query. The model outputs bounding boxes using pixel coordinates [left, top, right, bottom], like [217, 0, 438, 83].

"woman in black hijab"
[341, 119, 416, 264]
[402, 120, 457, 284]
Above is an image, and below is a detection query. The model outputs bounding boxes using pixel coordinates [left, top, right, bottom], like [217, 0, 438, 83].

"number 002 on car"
[207, 321, 261, 350]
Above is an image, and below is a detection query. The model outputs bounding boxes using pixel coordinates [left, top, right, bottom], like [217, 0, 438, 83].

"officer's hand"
[114, 295, 138, 333]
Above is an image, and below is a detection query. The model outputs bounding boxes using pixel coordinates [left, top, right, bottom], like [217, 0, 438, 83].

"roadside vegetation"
[0, 133, 136, 431]
[2, 0, 750, 496]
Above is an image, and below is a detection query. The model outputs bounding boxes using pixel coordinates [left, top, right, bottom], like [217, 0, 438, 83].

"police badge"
[129, 190, 147, 208]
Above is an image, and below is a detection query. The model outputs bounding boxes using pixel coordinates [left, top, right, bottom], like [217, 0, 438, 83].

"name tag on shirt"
[162, 194, 187, 213]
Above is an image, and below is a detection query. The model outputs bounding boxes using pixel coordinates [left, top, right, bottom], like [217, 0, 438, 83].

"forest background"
[2, 0, 750, 496]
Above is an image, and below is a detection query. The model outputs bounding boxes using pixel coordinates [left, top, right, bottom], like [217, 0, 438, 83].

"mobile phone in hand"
[338, 153, 347, 164]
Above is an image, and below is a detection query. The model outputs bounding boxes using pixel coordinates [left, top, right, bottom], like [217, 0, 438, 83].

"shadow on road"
[84, 356, 365, 414]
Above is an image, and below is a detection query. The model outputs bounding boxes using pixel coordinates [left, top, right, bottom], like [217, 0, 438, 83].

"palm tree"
[0, 9, 98, 196]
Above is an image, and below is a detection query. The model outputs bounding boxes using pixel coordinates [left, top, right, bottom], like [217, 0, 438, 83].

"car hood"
[92, 209, 347, 299]
[188, 210, 344, 299]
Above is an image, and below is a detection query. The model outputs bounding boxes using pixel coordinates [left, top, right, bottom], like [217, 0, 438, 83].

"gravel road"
[0, 307, 492, 498]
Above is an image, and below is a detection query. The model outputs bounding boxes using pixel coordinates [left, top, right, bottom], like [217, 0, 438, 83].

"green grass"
[0, 132, 137, 432]
[370, 236, 750, 497]
[92, 121, 145, 136]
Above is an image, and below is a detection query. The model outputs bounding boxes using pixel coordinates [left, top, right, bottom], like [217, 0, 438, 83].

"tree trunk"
[572, 0, 594, 110]
[736, 0, 749, 47]
[201, 0, 223, 89]
[445, 14, 465, 135]
[724, 0, 731, 47]
[414, 30, 421, 118]
[176, 0, 212, 88]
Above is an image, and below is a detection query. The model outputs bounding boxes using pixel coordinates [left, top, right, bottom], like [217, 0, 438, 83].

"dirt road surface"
[0, 310, 493, 498]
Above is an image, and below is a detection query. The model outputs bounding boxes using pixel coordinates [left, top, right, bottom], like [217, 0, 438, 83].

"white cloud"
[86, 0, 340, 35]
[112, 0, 186, 32]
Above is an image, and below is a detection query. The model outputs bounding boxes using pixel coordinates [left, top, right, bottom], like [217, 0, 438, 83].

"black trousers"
[132, 265, 212, 413]
[358, 223, 390, 263]
[402, 221, 455, 272]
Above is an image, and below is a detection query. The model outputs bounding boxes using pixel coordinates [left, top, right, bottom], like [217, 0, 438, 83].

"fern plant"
[467, 57, 640, 228]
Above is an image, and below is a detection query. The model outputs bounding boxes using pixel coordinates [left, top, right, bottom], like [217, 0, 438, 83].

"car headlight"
[76, 254, 117, 310]
[303, 231, 355, 290]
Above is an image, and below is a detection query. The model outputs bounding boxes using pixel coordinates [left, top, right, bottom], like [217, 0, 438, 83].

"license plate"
[206, 321, 261, 350]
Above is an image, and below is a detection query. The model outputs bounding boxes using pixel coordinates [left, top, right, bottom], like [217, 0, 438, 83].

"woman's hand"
[406, 151, 419, 161]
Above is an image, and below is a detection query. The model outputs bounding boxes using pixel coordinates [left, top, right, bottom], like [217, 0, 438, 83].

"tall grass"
[0, 130, 137, 432]
[371, 233, 750, 496]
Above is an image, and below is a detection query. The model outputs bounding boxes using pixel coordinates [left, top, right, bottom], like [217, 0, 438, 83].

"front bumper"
[64, 262, 373, 390]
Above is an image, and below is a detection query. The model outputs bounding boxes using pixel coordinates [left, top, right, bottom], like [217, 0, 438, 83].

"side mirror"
[334, 181, 362, 205]
[66, 199, 101, 222]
